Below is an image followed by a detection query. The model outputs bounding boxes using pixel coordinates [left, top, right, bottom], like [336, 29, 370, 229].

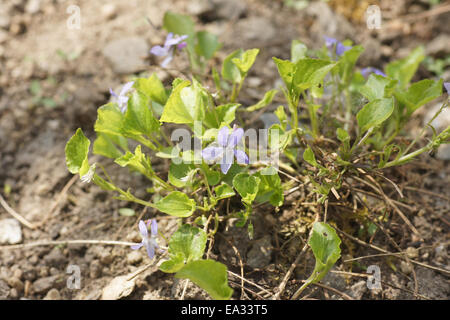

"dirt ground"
[0, 0, 448, 300]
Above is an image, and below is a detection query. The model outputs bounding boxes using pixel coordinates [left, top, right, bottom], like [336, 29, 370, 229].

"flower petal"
[445, 82, 450, 95]
[202, 146, 224, 161]
[228, 127, 244, 147]
[160, 50, 174, 68]
[336, 42, 351, 56]
[234, 149, 249, 165]
[217, 126, 230, 146]
[145, 242, 155, 259]
[177, 42, 187, 50]
[150, 45, 169, 57]
[130, 243, 143, 250]
[324, 36, 338, 49]
[138, 220, 148, 237]
[109, 88, 118, 98]
[220, 148, 234, 174]
[119, 81, 134, 96]
[150, 219, 158, 236]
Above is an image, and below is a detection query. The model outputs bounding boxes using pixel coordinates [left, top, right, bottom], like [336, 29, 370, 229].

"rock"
[359, 37, 382, 66]
[246, 235, 273, 269]
[322, 269, 347, 292]
[187, 0, 213, 16]
[101, 275, 136, 300]
[0, 30, 8, 44]
[7, 277, 24, 293]
[436, 145, 450, 161]
[426, 34, 450, 57]
[0, 280, 10, 299]
[0, 219, 22, 244]
[305, 2, 355, 43]
[99, 250, 114, 265]
[44, 248, 66, 267]
[236, 17, 276, 43]
[126, 251, 143, 265]
[424, 103, 450, 132]
[0, 11, 11, 29]
[400, 261, 413, 275]
[25, 0, 41, 14]
[102, 37, 149, 74]
[211, 0, 246, 20]
[101, 3, 117, 20]
[405, 247, 419, 259]
[434, 244, 447, 259]
[348, 280, 367, 299]
[89, 260, 102, 279]
[32, 275, 60, 294]
[43, 288, 61, 300]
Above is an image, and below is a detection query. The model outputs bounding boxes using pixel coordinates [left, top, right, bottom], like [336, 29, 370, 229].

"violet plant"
[65, 11, 449, 300]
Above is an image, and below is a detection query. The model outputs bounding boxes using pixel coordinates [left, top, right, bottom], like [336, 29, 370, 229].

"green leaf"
[115, 145, 153, 178]
[303, 146, 318, 167]
[338, 45, 364, 85]
[195, 31, 221, 60]
[163, 11, 195, 39]
[273, 57, 295, 91]
[386, 46, 425, 89]
[214, 183, 236, 200]
[394, 79, 443, 115]
[160, 80, 195, 124]
[275, 105, 287, 130]
[160, 224, 207, 273]
[94, 103, 124, 137]
[222, 49, 243, 83]
[135, 74, 168, 105]
[65, 128, 90, 175]
[306, 222, 341, 284]
[168, 162, 196, 188]
[118, 208, 135, 216]
[175, 260, 233, 300]
[93, 133, 127, 159]
[232, 173, 260, 205]
[254, 167, 284, 207]
[293, 58, 337, 91]
[122, 91, 160, 136]
[291, 40, 307, 63]
[357, 97, 395, 133]
[154, 191, 196, 217]
[201, 163, 221, 186]
[204, 103, 240, 128]
[359, 74, 397, 101]
[231, 48, 259, 75]
[246, 89, 278, 112]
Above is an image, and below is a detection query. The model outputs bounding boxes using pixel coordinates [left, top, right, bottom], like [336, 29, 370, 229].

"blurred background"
[0, 0, 448, 300]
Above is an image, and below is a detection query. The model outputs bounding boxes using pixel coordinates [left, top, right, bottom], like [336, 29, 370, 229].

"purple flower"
[444, 82, 450, 95]
[202, 125, 249, 174]
[361, 67, 386, 78]
[150, 33, 188, 68]
[324, 36, 352, 57]
[131, 220, 159, 259]
[109, 81, 134, 113]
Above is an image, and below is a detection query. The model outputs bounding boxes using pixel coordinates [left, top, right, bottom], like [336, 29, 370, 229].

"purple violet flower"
[150, 33, 188, 68]
[444, 82, 450, 95]
[324, 36, 352, 57]
[131, 219, 159, 259]
[109, 81, 134, 113]
[361, 67, 386, 78]
[202, 125, 249, 174]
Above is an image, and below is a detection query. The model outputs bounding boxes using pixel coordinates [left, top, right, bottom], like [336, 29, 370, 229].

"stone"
[348, 280, 367, 299]
[400, 261, 413, 275]
[99, 250, 114, 265]
[89, 260, 102, 279]
[44, 248, 66, 267]
[7, 277, 24, 293]
[0, 219, 22, 244]
[25, 0, 41, 14]
[101, 275, 136, 300]
[426, 34, 450, 57]
[211, 0, 246, 20]
[187, 0, 213, 16]
[102, 37, 149, 74]
[237, 17, 276, 42]
[32, 275, 60, 294]
[43, 288, 61, 300]
[405, 247, 419, 259]
[0, 30, 8, 44]
[0, 280, 10, 299]
[126, 251, 143, 265]
[101, 3, 117, 20]
[246, 235, 273, 269]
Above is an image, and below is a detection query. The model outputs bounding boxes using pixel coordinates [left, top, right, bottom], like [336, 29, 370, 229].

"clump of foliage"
[65, 12, 449, 299]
